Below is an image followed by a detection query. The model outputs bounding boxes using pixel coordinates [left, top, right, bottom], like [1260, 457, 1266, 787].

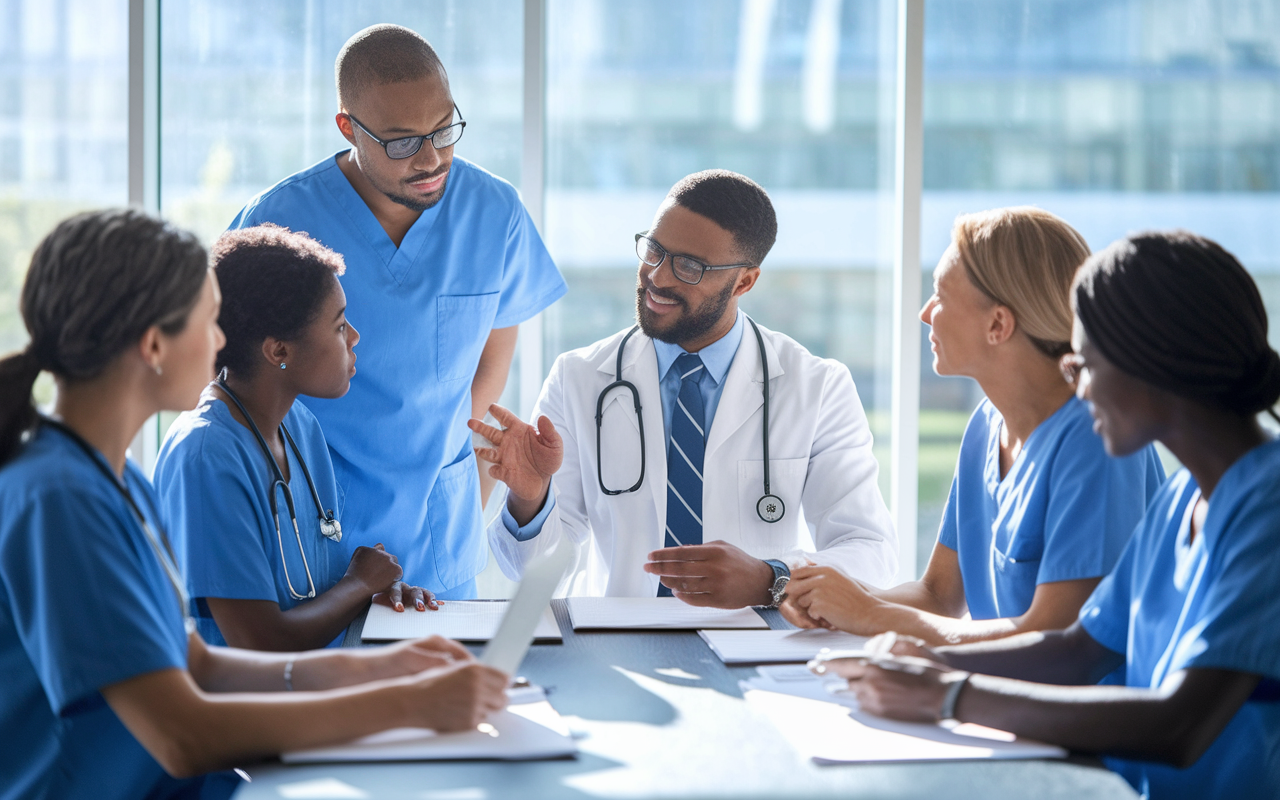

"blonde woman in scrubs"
[782, 207, 1165, 646]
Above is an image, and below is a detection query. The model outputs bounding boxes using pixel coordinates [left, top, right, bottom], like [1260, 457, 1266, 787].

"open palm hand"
[468, 403, 563, 502]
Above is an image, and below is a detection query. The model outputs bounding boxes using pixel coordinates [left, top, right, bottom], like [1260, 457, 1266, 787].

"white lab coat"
[487, 322, 898, 597]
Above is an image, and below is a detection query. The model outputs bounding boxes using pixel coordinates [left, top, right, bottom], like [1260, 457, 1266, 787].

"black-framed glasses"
[634, 232, 753, 286]
[1059, 353, 1085, 385]
[346, 104, 466, 159]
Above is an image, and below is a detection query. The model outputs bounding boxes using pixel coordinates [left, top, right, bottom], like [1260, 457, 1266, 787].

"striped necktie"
[661, 353, 705, 596]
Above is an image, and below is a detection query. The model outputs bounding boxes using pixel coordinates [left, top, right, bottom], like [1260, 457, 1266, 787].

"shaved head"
[335, 24, 447, 112]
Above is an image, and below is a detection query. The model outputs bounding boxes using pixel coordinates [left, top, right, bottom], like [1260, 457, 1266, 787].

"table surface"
[234, 600, 1139, 800]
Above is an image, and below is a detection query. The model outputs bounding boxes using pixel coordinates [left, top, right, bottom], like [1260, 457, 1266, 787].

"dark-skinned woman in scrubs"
[822, 231, 1280, 799]
[0, 209, 506, 799]
[155, 224, 435, 652]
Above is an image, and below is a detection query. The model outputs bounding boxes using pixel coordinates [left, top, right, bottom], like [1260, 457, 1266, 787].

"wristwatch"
[763, 559, 791, 607]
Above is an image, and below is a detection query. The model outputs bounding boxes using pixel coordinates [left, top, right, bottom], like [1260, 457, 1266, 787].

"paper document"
[566, 597, 768, 630]
[361, 601, 561, 643]
[699, 628, 870, 664]
[282, 686, 576, 763]
[743, 670, 1066, 764]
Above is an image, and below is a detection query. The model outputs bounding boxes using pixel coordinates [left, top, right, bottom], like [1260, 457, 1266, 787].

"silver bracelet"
[283, 659, 295, 692]
[939, 672, 970, 721]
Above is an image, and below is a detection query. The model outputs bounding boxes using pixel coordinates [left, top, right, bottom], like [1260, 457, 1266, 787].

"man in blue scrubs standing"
[230, 24, 567, 598]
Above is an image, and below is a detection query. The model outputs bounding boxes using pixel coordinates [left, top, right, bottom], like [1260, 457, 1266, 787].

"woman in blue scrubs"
[783, 207, 1164, 645]
[155, 224, 434, 652]
[825, 231, 1280, 799]
[0, 209, 507, 799]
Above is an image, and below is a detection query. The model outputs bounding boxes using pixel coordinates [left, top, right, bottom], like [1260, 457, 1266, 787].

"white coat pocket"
[736, 457, 810, 559]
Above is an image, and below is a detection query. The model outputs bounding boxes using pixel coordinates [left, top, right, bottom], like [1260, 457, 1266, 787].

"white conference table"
[232, 601, 1140, 800]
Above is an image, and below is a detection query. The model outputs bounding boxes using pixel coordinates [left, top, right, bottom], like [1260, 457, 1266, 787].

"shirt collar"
[653, 309, 745, 387]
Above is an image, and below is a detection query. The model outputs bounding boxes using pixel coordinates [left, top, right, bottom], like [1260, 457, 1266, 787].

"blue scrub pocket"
[990, 547, 1041, 616]
[428, 449, 488, 591]
[437, 292, 500, 382]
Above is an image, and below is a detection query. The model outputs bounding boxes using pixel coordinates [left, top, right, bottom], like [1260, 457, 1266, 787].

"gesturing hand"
[468, 403, 563, 508]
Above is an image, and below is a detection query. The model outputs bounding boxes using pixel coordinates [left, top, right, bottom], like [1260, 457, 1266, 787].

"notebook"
[698, 628, 871, 664]
[361, 601, 561, 643]
[565, 597, 768, 630]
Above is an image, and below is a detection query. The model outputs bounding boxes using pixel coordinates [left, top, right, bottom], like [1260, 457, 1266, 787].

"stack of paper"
[282, 687, 576, 763]
[742, 668, 1066, 764]
[698, 628, 870, 664]
[362, 600, 562, 643]
[565, 597, 768, 630]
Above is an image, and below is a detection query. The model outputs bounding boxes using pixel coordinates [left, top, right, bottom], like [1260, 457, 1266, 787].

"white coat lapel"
[705, 323, 786, 461]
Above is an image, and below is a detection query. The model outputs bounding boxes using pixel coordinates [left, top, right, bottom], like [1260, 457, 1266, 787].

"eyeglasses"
[634, 232, 753, 286]
[346, 105, 466, 159]
[1059, 353, 1085, 385]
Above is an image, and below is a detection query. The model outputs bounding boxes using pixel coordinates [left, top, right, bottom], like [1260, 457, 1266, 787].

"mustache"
[638, 282, 686, 306]
[405, 166, 448, 183]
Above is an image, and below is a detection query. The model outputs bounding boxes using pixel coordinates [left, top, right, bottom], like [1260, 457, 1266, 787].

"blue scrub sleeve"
[491, 202, 567, 329]
[4, 488, 186, 714]
[1036, 421, 1149, 585]
[1173, 480, 1280, 681]
[936, 471, 961, 552]
[159, 435, 280, 602]
[500, 482, 557, 541]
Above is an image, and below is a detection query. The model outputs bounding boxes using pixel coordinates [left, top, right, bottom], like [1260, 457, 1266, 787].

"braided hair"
[1073, 230, 1280, 421]
[0, 209, 208, 465]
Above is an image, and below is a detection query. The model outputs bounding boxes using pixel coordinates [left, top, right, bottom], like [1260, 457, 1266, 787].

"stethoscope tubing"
[40, 417, 193, 623]
[216, 374, 340, 600]
[595, 315, 784, 523]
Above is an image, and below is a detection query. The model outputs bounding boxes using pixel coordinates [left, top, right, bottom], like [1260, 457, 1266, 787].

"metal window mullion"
[890, 0, 924, 582]
[128, 0, 161, 474]
[519, 0, 547, 419]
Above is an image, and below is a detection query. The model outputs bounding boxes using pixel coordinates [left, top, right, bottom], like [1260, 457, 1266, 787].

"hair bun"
[1233, 348, 1280, 416]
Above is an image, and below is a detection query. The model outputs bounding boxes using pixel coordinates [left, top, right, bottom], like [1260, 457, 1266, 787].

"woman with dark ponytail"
[817, 231, 1280, 800]
[0, 209, 506, 799]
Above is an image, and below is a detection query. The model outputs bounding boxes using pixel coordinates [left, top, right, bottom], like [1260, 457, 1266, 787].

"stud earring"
[153, 364, 163, 376]
[280, 362, 287, 370]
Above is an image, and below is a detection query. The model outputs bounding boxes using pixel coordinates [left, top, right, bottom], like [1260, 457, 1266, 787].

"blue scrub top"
[155, 394, 349, 648]
[231, 153, 567, 594]
[1080, 440, 1280, 799]
[938, 397, 1165, 619]
[0, 425, 235, 800]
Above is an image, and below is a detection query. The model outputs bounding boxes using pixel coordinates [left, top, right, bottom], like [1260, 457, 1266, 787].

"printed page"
[362, 601, 561, 642]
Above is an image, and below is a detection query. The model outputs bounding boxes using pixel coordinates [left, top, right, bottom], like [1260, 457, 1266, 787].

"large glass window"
[159, 0, 523, 244]
[916, 0, 1280, 572]
[0, 0, 128, 368]
[545, 0, 900, 539]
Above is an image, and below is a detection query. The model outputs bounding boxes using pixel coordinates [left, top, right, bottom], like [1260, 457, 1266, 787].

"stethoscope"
[215, 370, 341, 600]
[595, 315, 785, 524]
[42, 417, 193, 629]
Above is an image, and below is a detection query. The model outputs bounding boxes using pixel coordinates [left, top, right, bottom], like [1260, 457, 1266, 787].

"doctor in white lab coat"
[473, 170, 897, 608]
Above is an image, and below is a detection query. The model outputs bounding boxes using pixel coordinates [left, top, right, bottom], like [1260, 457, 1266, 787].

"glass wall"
[915, 0, 1280, 572]
[0, 0, 128, 375]
[159, 0, 524, 244]
[544, 0, 901, 520]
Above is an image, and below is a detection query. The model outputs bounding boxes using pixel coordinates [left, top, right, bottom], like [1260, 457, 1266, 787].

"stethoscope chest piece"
[757, 493, 785, 524]
[320, 515, 342, 542]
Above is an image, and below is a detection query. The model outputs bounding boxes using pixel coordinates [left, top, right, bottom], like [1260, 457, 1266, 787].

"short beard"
[636, 280, 735, 345]
[383, 172, 449, 212]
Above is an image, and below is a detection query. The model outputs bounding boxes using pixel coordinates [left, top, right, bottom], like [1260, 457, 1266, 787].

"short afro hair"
[212, 224, 346, 377]
[335, 24, 446, 111]
[667, 170, 777, 267]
